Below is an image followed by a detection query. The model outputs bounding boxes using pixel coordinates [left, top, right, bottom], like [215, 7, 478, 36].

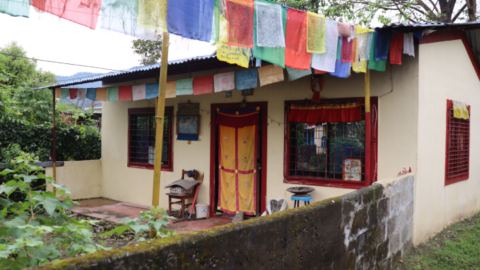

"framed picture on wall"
[241, 88, 254, 96]
[343, 158, 362, 181]
[177, 115, 200, 135]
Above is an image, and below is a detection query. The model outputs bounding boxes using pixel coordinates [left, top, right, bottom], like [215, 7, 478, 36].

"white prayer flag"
[403, 32, 415, 57]
[256, 2, 285, 48]
[214, 72, 235, 92]
[132, 85, 146, 101]
[311, 19, 338, 73]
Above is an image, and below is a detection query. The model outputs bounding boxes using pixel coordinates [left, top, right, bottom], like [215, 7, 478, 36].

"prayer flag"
[226, 0, 254, 48]
[31, 0, 101, 29]
[69, 89, 78, 99]
[118, 86, 132, 101]
[236, 69, 258, 90]
[193, 75, 214, 95]
[311, 19, 338, 73]
[217, 16, 251, 68]
[369, 33, 387, 72]
[107, 87, 119, 101]
[356, 27, 374, 61]
[166, 81, 176, 98]
[330, 59, 351, 78]
[314, 69, 328, 74]
[138, 0, 168, 32]
[403, 32, 415, 57]
[211, 0, 220, 42]
[390, 33, 403, 65]
[286, 67, 311, 81]
[452, 101, 469, 120]
[337, 22, 350, 37]
[341, 36, 355, 63]
[258, 65, 284, 87]
[55, 88, 61, 99]
[167, 0, 214, 42]
[214, 72, 235, 92]
[253, 2, 287, 68]
[0, 0, 29, 18]
[146, 83, 159, 99]
[375, 29, 391, 61]
[255, 1, 285, 47]
[176, 78, 194, 96]
[95, 88, 108, 101]
[86, 88, 96, 100]
[306, 12, 326, 54]
[77, 89, 87, 99]
[365, 32, 374, 61]
[132, 85, 146, 101]
[413, 31, 423, 40]
[285, 9, 311, 70]
[61, 89, 69, 99]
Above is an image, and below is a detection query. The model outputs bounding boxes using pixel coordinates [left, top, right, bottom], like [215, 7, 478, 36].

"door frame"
[209, 101, 268, 217]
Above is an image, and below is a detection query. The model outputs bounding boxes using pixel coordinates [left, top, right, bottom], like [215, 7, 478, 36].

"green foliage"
[100, 206, 176, 243]
[0, 153, 109, 269]
[132, 35, 163, 66]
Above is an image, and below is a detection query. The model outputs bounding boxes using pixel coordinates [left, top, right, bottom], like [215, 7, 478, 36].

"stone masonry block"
[387, 216, 396, 235]
[389, 232, 400, 255]
[377, 198, 390, 221]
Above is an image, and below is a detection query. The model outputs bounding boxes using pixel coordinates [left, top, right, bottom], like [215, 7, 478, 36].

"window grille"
[445, 103, 470, 184]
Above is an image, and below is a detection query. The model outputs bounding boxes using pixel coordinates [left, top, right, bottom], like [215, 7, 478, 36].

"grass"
[400, 212, 480, 270]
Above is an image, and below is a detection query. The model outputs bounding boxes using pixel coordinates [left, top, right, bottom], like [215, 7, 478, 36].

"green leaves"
[99, 225, 130, 237]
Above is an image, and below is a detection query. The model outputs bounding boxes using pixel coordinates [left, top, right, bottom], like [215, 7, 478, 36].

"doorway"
[209, 102, 268, 217]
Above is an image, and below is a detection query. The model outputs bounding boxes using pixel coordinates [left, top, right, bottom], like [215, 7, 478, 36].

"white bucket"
[195, 203, 209, 218]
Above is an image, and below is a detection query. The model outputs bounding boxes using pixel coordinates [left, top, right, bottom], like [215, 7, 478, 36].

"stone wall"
[36, 174, 414, 270]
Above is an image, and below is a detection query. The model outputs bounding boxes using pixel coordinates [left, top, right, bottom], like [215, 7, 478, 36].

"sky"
[0, 7, 215, 77]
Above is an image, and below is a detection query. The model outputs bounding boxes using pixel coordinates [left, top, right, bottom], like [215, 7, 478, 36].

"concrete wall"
[415, 39, 480, 245]
[36, 174, 415, 270]
[98, 55, 419, 211]
[45, 160, 102, 200]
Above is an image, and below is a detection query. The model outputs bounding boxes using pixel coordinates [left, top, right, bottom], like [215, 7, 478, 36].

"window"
[445, 100, 470, 185]
[128, 107, 173, 171]
[284, 98, 378, 189]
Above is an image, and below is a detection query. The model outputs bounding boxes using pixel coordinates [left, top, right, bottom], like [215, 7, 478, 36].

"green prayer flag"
[369, 33, 387, 72]
[286, 67, 311, 81]
[211, 0, 220, 42]
[61, 89, 69, 99]
[0, 0, 29, 18]
[176, 78, 194, 96]
[253, 0, 287, 68]
[336, 37, 342, 60]
[107, 87, 119, 101]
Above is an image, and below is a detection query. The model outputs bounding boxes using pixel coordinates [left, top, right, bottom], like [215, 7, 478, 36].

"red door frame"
[210, 102, 268, 217]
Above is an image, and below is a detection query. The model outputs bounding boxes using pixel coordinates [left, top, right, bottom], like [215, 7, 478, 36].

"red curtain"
[216, 109, 259, 128]
[289, 99, 363, 125]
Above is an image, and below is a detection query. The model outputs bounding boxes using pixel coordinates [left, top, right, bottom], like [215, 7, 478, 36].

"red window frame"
[283, 97, 378, 189]
[445, 100, 470, 185]
[127, 107, 174, 171]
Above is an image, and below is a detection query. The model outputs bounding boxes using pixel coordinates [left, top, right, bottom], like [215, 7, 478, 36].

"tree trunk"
[466, 0, 477, 21]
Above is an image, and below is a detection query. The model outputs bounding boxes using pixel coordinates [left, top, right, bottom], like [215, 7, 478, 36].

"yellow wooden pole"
[365, 69, 371, 184]
[152, 32, 170, 207]
[52, 89, 56, 194]
[365, 69, 370, 113]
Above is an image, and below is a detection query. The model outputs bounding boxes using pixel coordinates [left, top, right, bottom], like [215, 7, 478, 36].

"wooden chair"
[166, 170, 199, 218]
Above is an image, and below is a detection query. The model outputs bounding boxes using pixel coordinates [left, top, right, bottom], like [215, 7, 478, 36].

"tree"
[132, 35, 163, 66]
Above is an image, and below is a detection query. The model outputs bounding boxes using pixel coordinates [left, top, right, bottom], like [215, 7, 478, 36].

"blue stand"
[291, 195, 312, 208]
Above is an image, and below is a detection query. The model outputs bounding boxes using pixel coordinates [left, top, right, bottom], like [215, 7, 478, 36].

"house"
[43, 23, 480, 246]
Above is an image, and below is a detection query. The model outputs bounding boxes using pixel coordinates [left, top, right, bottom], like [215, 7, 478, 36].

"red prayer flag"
[193, 75, 214, 95]
[118, 86, 132, 101]
[341, 36, 355, 63]
[69, 89, 78, 99]
[390, 33, 403, 65]
[314, 69, 328, 74]
[31, 0, 102, 30]
[226, 0, 254, 48]
[285, 9, 311, 70]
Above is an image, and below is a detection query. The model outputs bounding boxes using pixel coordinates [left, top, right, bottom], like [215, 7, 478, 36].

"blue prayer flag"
[236, 69, 258, 90]
[86, 88, 96, 101]
[167, 0, 214, 42]
[330, 59, 351, 78]
[413, 31, 423, 40]
[146, 83, 159, 99]
[375, 29, 391, 61]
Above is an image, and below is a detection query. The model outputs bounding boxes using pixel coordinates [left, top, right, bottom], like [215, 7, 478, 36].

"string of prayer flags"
[176, 78, 194, 96]
[286, 67, 311, 81]
[285, 9, 311, 70]
[390, 33, 403, 65]
[236, 69, 258, 90]
[138, 0, 168, 32]
[61, 89, 69, 99]
[253, 1, 287, 68]
[107, 87, 119, 101]
[132, 85, 146, 101]
[255, 1, 285, 47]
[341, 36, 355, 63]
[375, 29, 391, 61]
[31, 0, 101, 30]
[217, 16, 251, 68]
[330, 59, 351, 78]
[86, 88, 96, 101]
[167, 0, 214, 42]
[403, 32, 415, 57]
[145, 83, 159, 99]
[166, 81, 177, 98]
[306, 13, 326, 54]
[226, 0, 254, 48]
[337, 22, 351, 37]
[311, 19, 338, 73]
[69, 89, 78, 99]
[258, 65, 284, 86]
[0, 0, 29, 18]
[211, 0, 221, 42]
[214, 71, 235, 92]
[95, 88, 108, 101]
[77, 89, 87, 100]
[193, 75, 214, 95]
[369, 33, 387, 72]
[118, 86, 132, 101]
[55, 88, 61, 99]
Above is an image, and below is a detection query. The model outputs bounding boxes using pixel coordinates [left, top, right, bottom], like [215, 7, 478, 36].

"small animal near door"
[216, 107, 259, 216]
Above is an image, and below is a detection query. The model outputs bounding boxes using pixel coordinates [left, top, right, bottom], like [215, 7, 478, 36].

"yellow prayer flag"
[352, 60, 367, 73]
[55, 88, 61, 99]
[306, 12, 326, 54]
[355, 26, 374, 35]
[166, 81, 176, 98]
[95, 88, 108, 101]
[138, 0, 168, 32]
[258, 65, 284, 87]
[453, 101, 470, 120]
[217, 16, 250, 68]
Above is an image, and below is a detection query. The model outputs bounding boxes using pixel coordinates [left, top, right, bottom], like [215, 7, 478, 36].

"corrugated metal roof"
[465, 28, 480, 69]
[37, 53, 216, 90]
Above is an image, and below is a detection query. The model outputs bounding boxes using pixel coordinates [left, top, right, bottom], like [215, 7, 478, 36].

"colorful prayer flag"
[258, 65, 284, 87]
[255, 1, 285, 48]
[31, 0, 101, 29]
[341, 36, 355, 63]
[107, 87, 119, 101]
[330, 59, 351, 78]
[286, 67, 311, 81]
[337, 22, 350, 37]
[132, 85, 146, 100]
[390, 33, 403, 65]
[176, 78, 194, 96]
[55, 88, 61, 99]
[118, 86, 132, 101]
[226, 0, 254, 48]
[236, 69, 258, 90]
[77, 89, 87, 99]
[61, 89, 69, 99]
[138, 0, 168, 32]
[306, 12, 326, 54]
[193, 75, 214, 95]
[403, 32, 415, 57]
[86, 88, 96, 101]
[214, 72, 235, 92]
[166, 81, 176, 98]
[311, 19, 338, 73]
[375, 29, 391, 61]
[217, 16, 251, 68]
[0, 0, 29, 18]
[285, 9, 311, 70]
[69, 89, 78, 99]
[95, 88, 108, 101]
[167, 0, 214, 42]
[211, 0, 220, 42]
[146, 83, 159, 99]
[369, 33, 387, 72]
